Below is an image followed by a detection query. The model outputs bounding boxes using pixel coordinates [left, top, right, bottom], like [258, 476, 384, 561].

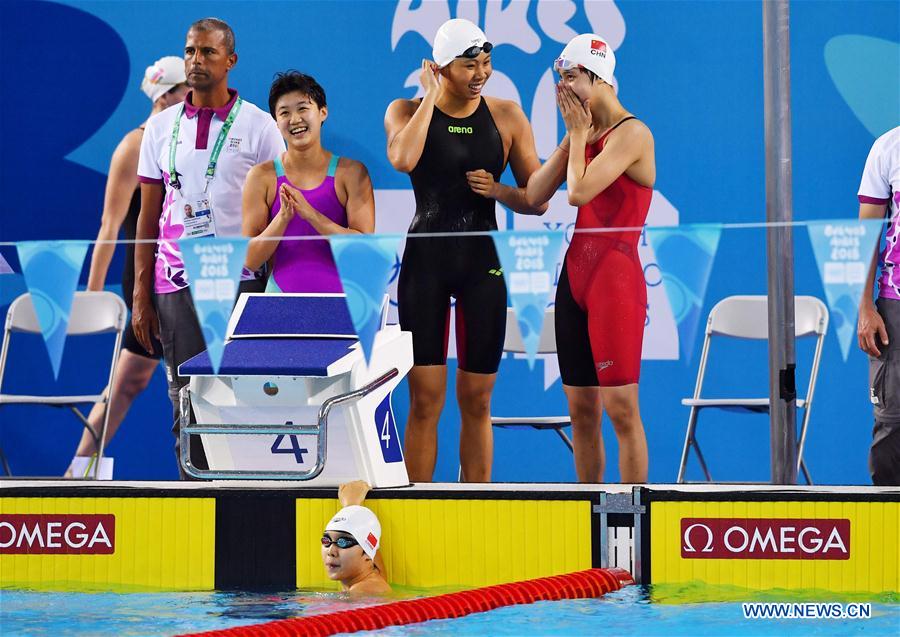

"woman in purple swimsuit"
[243, 72, 375, 291]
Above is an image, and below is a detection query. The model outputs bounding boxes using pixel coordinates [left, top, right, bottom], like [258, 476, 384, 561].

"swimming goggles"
[458, 41, 493, 59]
[554, 57, 581, 71]
[321, 535, 359, 549]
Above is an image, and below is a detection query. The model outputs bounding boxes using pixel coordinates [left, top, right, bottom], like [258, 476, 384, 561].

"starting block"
[178, 293, 412, 487]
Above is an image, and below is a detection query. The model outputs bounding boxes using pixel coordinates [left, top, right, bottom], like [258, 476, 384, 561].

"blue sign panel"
[374, 393, 403, 464]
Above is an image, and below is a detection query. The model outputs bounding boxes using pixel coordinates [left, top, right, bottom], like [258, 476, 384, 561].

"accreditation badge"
[180, 192, 218, 238]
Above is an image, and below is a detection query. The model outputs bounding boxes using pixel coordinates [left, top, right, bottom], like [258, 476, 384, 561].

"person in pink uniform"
[857, 126, 900, 486]
[243, 71, 375, 290]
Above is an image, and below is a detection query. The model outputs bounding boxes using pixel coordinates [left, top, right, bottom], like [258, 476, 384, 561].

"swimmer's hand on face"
[466, 169, 499, 199]
[557, 83, 591, 136]
[420, 59, 440, 97]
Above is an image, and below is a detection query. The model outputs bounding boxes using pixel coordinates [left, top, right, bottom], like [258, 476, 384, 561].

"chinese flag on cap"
[591, 39, 607, 53]
[367, 532, 377, 548]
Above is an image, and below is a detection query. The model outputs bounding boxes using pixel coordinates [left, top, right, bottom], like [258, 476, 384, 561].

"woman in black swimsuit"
[384, 19, 547, 482]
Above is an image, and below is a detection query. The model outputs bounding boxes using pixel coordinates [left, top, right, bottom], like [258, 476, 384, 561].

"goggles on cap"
[458, 41, 493, 59]
[554, 57, 581, 71]
[321, 535, 359, 550]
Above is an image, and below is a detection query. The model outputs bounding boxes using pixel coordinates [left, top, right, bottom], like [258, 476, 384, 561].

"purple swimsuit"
[266, 153, 347, 293]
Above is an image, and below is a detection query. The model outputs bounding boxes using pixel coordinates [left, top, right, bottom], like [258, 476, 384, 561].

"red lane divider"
[181, 568, 634, 637]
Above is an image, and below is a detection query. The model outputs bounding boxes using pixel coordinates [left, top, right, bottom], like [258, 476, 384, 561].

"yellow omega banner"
[650, 500, 899, 594]
[297, 498, 594, 590]
[0, 497, 215, 590]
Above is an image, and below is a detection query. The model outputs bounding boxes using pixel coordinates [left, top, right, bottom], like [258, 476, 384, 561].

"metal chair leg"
[553, 426, 574, 453]
[677, 408, 699, 483]
[69, 406, 101, 449]
[800, 458, 812, 485]
[693, 437, 713, 482]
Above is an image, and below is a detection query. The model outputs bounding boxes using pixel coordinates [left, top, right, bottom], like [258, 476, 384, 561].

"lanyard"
[168, 96, 243, 192]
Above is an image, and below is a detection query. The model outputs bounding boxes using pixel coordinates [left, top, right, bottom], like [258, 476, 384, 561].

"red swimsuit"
[555, 118, 653, 387]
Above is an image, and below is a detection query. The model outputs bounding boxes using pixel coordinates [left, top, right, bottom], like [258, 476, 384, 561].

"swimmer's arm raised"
[88, 130, 142, 291]
[338, 480, 371, 507]
[243, 163, 289, 270]
[525, 135, 568, 209]
[385, 60, 440, 173]
[567, 123, 646, 207]
[337, 481, 388, 580]
[556, 84, 594, 207]
[481, 103, 548, 215]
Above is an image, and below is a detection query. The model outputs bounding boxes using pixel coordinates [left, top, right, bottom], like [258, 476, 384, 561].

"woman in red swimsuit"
[527, 34, 655, 483]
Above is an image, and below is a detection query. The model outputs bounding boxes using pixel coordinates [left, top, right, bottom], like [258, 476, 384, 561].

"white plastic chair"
[677, 295, 829, 485]
[0, 291, 128, 478]
[458, 307, 570, 481]
[491, 307, 573, 451]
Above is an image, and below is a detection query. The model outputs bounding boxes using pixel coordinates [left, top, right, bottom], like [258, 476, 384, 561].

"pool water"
[0, 585, 897, 636]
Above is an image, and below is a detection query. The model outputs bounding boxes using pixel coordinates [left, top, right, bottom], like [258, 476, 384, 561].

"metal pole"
[763, 0, 797, 484]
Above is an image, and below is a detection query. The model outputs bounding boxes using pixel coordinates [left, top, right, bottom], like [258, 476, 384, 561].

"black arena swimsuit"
[398, 97, 507, 373]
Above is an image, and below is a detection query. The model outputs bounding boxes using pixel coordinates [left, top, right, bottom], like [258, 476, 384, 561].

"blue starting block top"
[180, 295, 361, 377]
[179, 338, 357, 376]
[231, 295, 355, 338]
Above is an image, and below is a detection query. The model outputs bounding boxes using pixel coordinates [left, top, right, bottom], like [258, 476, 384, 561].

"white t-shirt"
[138, 90, 284, 293]
[858, 126, 900, 300]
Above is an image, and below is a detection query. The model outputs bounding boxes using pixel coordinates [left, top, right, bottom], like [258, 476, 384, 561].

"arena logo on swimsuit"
[447, 125, 474, 134]
[680, 518, 850, 560]
[0, 514, 115, 554]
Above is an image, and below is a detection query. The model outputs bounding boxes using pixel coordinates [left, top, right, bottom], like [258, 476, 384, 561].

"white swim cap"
[555, 34, 616, 85]
[141, 56, 186, 102]
[433, 19, 492, 68]
[325, 505, 381, 559]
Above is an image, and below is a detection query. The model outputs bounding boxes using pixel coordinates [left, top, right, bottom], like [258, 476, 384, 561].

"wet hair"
[188, 17, 235, 54]
[268, 71, 327, 117]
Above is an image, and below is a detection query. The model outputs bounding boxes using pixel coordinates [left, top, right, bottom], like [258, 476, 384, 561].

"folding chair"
[457, 307, 570, 481]
[677, 295, 829, 485]
[0, 291, 128, 478]
[490, 307, 573, 452]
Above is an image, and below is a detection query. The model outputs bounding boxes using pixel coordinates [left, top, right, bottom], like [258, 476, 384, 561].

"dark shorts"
[869, 298, 900, 425]
[398, 235, 506, 375]
[869, 297, 900, 485]
[155, 288, 209, 475]
[122, 318, 163, 359]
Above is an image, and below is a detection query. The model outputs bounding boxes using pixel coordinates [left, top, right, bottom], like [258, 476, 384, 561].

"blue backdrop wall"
[1, 0, 897, 483]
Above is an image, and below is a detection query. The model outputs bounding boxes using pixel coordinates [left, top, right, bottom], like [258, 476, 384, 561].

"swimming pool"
[1, 585, 897, 636]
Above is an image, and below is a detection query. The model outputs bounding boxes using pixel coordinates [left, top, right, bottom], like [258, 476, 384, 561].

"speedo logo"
[447, 125, 474, 134]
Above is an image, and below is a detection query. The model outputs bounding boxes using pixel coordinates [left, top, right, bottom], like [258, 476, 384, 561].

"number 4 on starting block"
[374, 394, 402, 463]
[270, 432, 308, 464]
